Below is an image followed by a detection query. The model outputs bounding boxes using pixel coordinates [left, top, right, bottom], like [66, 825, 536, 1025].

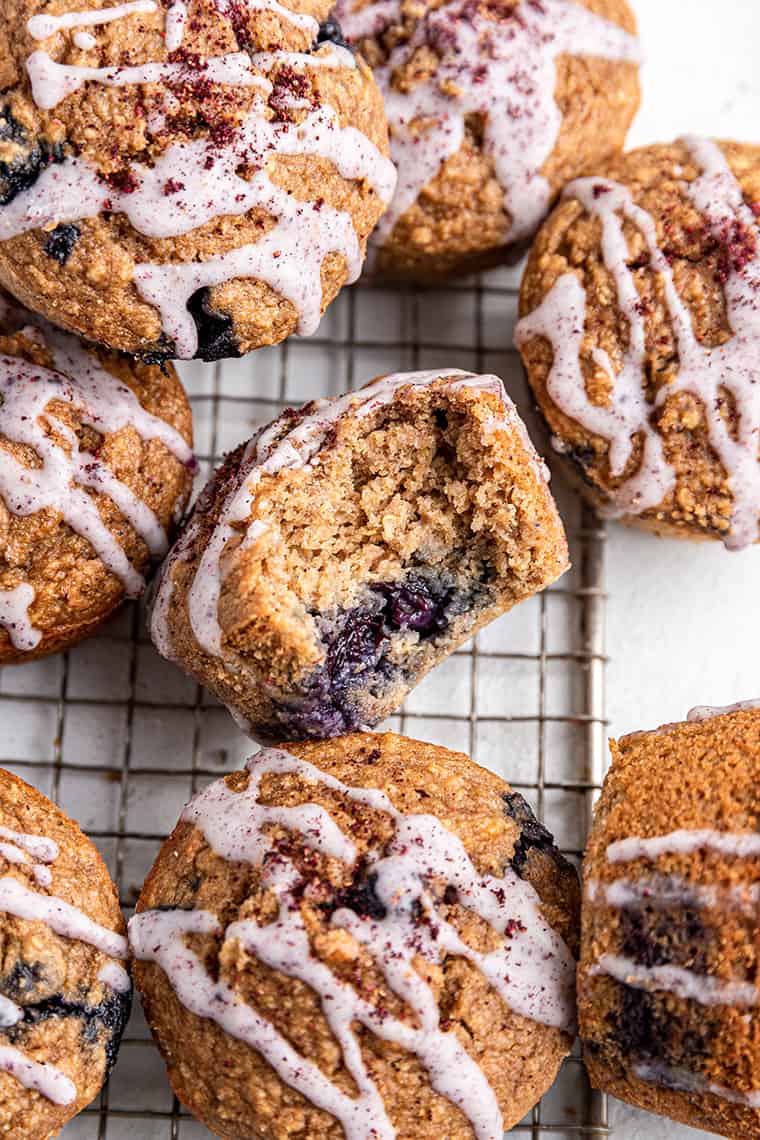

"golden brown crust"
[348, 0, 639, 280]
[580, 708, 760, 1139]
[519, 138, 760, 542]
[0, 311, 193, 664]
[0, 1, 390, 357]
[134, 732, 580, 1139]
[0, 767, 129, 1140]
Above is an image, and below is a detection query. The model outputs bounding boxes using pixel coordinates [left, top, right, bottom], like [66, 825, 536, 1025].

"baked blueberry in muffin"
[150, 369, 568, 739]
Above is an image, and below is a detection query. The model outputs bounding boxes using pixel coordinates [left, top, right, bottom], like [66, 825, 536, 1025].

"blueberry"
[6, 988, 131, 1076]
[187, 287, 241, 362]
[326, 607, 386, 690]
[316, 16, 352, 50]
[263, 571, 493, 740]
[44, 223, 81, 265]
[502, 791, 561, 873]
[2, 960, 44, 998]
[329, 872, 387, 920]
[610, 987, 667, 1059]
[374, 575, 453, 636]
[0, 106, 65, 208]
[619, 906, 711, 973]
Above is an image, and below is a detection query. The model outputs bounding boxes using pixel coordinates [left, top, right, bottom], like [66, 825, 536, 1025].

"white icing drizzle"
[688, 699, 760, 721]
[634, 1060, 760, 1110]
[337, 0, 398, 40]
[73, 30, 98, 49]
[0, 584, 40, 652]
[221, 0, 319, 34]
[336, 0, 639, 251]
[0, 1045, 76, 1106]
[0, 840, 53, 887]
[150, 370, 526, 661]
[515, 136, 760, 550]
[0, 996, 22, 1029]
[0, 828, 130, 1106]
[0, 876, 128, 960]
[164, 1, 188, 50]
[131, 748, 576, 1139]
[607, 830, 760, 864]
[26, 50, 262, 111]
[9, 2, 396, 359]
[26, 1, 157, 41]
[97, 961, 132, 993]
[591, 953, 758, 1007]
[0, 825, 58, 865]
[0, 316, 192, 643]
[586, 875, 760, 915]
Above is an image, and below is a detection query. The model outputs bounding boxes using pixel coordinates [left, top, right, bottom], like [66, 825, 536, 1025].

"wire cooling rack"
[0, 266, 610, 1139]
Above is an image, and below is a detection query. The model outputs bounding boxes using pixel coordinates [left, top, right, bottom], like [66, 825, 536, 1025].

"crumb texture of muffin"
[580, 702, 760, 1139]
[517, 136, 760, 549]
[0, 0, 395, 359]
[149, 369, 569, 740]
[0, 767, 131, 1140]
[0, 291, 194, 663]
[333, 0, 640, 279]
[131, 732, 581, 1139]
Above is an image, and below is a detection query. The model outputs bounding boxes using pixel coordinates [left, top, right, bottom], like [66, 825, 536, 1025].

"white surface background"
[608, 0, 760, 753]
[601, 0, 760, 1135]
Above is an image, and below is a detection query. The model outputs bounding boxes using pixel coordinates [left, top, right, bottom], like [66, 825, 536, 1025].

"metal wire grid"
[0, 269, 610, 1139]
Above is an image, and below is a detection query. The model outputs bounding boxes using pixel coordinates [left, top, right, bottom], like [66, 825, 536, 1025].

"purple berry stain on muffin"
[269, 571, 490, 739]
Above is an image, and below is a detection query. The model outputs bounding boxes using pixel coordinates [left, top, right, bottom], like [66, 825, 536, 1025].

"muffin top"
[0, 767, 130, 1140]
[0, 290, 193, 661]
[0, 0, 395, 357]
[335, 0, 640, 277]
[517, 137, 760, 548]
[131, 733, 580, 1138]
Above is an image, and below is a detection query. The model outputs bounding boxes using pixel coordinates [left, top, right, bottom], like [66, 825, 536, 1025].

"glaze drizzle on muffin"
[130, 747, 576, 1139]
[0, 0, 396, 358]
[586, 823, 760, 1105]
[0, 825, 129, 1106]
[516, 136, 760, 549]
[0, 302, 192, 652]
[336, 0, 639, 254]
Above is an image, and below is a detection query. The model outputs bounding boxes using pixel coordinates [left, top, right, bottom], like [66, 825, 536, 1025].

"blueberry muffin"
[517, 137, 760, 550]
[333, 0, 640, 280]
[580, 701, 760, 1138]
[0, 766, 131, 1140]
[131, 732, 580, 1139]
[0, 290, 193, 663]
[0, 0, 395, 360]
[150, 369, 569, 739]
